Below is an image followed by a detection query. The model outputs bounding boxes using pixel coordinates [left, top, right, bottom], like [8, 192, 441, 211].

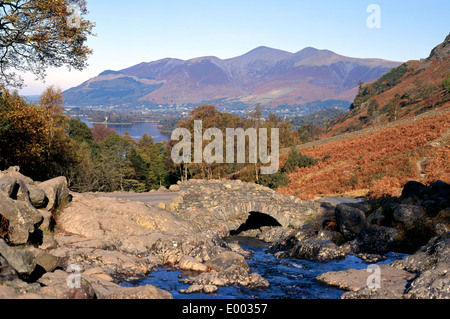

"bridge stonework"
[163, 179, 322, 236]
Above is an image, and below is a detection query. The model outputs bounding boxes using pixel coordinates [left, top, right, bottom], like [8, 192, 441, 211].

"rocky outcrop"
[268, 223, 346, 261]
[310, 180, 449, 299]
[316, 265, 415, 299]
[0, 167, 72, 246]
[0, 192, 43, 245]
[335, 203, 368, 241]
[391, 233, 450, 299]
[105, 285, 173, 300]
[180, 251, 269, 294]
[57, 192, 199, 255]
[317, 233, 450, 299]
[37, 177, 70, 212]
[0, 168, 182, 299]
[0, 239, 36, 276]
[322, 180, 449, 256]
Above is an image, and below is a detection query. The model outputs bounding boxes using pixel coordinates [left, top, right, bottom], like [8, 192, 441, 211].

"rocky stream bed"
[0, 168, 449, 299]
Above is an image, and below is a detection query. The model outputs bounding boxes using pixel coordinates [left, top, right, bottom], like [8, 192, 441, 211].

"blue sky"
[20, 0, 450, 95]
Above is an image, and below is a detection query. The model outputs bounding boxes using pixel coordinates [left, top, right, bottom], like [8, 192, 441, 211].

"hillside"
[276, 34, 450, 200]
[276, 108, 449, 200]
[328, 33, 450, 135]
[63, 46, 401, 110]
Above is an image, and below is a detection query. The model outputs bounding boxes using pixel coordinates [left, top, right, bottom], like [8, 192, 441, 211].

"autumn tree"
[388, 95, 401, 122]
[67, 117, 92, 142]
[99, 133, 135, 191]
[130, 134, 167, 190]
[0, 86, 48, 172]
[174, 105, 246, 180]
[39, 86, 68, 156]
[0, 0, 95, 87]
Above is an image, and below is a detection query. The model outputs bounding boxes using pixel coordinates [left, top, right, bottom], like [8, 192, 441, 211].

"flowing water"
[120, 237, 407, 299]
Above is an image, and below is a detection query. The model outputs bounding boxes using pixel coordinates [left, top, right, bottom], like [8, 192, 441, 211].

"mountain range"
[63, 46, 402, 110]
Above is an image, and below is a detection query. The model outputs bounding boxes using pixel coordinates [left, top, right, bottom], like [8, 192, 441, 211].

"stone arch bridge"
[161, 179, 322, 237]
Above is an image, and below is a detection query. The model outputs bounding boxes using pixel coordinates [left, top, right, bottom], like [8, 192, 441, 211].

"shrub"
[259, 171, 290, 189]
[443, 74, 450, 93]
[283, 146, 318, 173]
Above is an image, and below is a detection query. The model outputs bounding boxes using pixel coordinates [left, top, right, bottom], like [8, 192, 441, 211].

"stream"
[120, 237, 407, 299]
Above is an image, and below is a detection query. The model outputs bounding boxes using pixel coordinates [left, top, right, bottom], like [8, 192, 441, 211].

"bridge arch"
[230, 211, 282, 236]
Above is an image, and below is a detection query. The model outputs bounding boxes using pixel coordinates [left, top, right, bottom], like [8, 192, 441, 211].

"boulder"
[106, 285, 173, 299]
[1, 167, 33, 184]
[178, 255, 208, 272]
[366, 207, 386, 226]
[393, 205, 426, 228]
[181, 264, 269, 291]
[0, 176, 31, 203]
[38, 177, 70, 211]
[268, 223, 346, 261]
[392, 233, 450, 299]
[401, 181, 427, 199]
[274, 238, 346, 261]
[257, 226, 291, 243]
[38, 270, 96, 299]
[83, 267, 114, 282]
[0, 192, 43, 245]
[421, 180, 450, 200]
[348, 225, 399, 255]
[0, 285, 43, 299]
[27, 185, 48, 209]
[0, 255, 18, 281]
[0, 239, 36, 276]
[0, 177, 18, 198]
[157, 186, 168, 192]
[335, 203, 368, 240]
[26, 247, 61, 273]
[38, 209, 54, 231]
[180, 284, 218, 294]
[421, 198, 450, 217]
[405, 262, 450, 299]
[181, 250, 269, 293]
[316, 265, 415, 298]
[205, 251, 249, 272]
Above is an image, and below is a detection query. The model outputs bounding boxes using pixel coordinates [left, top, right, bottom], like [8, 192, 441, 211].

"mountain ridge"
[63, 46, 402, 109]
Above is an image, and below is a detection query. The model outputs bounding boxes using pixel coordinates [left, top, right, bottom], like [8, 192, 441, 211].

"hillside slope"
[277, 34, 450, 200]
[277, 108, 449, 200]
[63, 46, 400, 109]
[328, 33, 450, 135]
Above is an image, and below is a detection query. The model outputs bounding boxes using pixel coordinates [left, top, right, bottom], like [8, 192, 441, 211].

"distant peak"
[300, 46, 319, 52]
[252, 46, 277, 51]
[295, 47, 336, 55]
[235, 46, 293, 61]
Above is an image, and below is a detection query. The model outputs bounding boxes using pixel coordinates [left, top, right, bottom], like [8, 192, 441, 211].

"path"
[102, 192, 179, 206]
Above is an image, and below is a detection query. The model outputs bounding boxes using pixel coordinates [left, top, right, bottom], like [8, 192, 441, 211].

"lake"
[77, 117, 171, 143]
